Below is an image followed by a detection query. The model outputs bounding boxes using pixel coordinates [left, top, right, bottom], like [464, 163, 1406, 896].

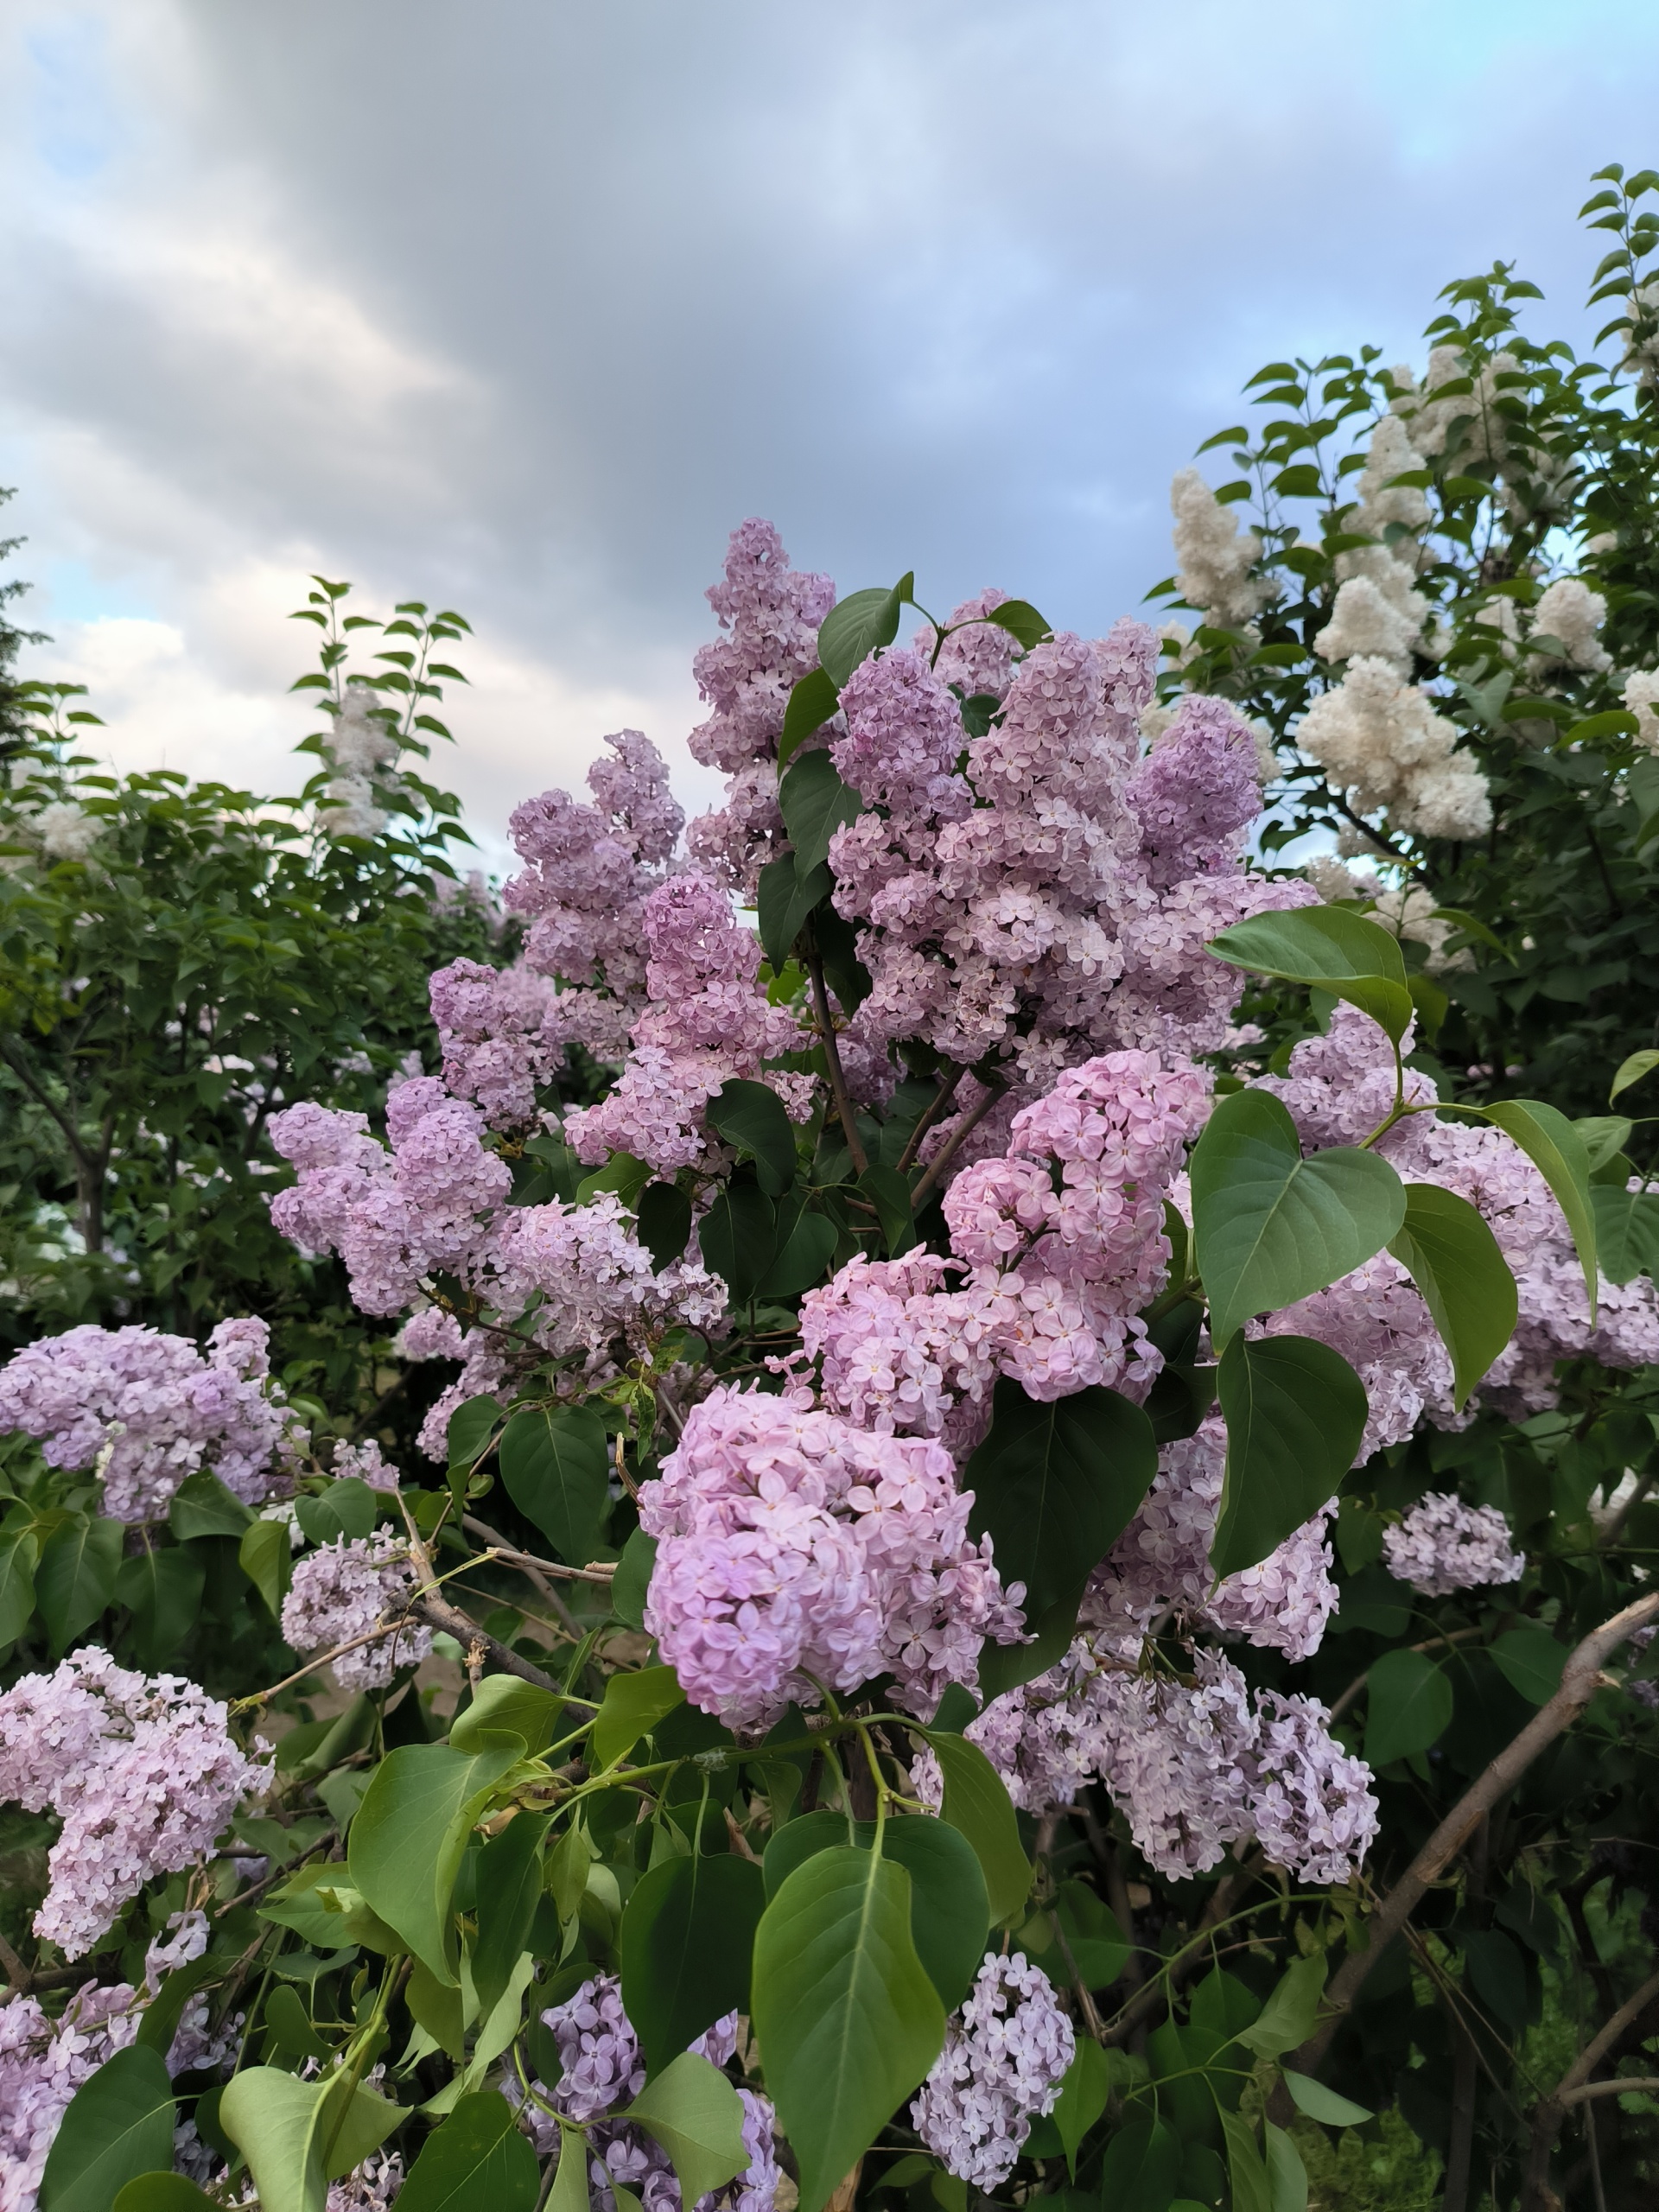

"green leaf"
[113, 2181, 221, 2212]
[238, 1516, 292, 1621]
[452, 1678, 564, 1758]
[1052, 2039, 1110, 2176]
[1211, 1335, 1368, 1579]
[918, 1730, 1031, 1923]
[621, 1850, 766, 2075]
[963, 1378, 1158, 1621]
[1265, 2123, 1309, 2212]
[0, 1522, 39, 1643]
[1387, 1183, 1517, 1404]
[219, 2067, 400, 2212]
[264, 1983, 329, 2060]
[1590, 1182, 1659, 1284]
[1490, 1628, 1567, 1706]
[751, 1848, 944, 2212]
[1611, 1048, 1659, 1103]
[634, 1181, 694, 1273]
[40, 2047, 175, 2212]
[117, 1545, 207, 1667]
[295, 1478, 378, 1545]
[575, 1153, 654, 1209]
[1483, 1099, 1599, 1317]
[395, 2093, 541, 2212]
[1281, 2069, 1373, 2126]
[1096, 2112, 1180, 2212]
[446, 1395, 502, 1476]
[1363, 1648, 1453, 1766]
[1221, 2110, 1273, 2212]
[592, 1664, 686, 1769]
[857, 1163, 918, 1257]
[779, 747, 862, 874]
[756, 855, 831, 970]
[548, 2126, 591, 2212]
[499, 1404, 612, 1567]
[1206, 905, 1414, 1040]
[778, 669, 842, 768]
[1191, 1090, 1406, 1346]
[133, 1952, 218, 2055]
[168, 1469, 256, 1541]
[756, 1208, 839, 1299]
[817, 578, 912, 689]
[35, 1513, 122, 1655]
[348, 1738, 524, 1984]
[981, 600, 1052, 650]
[1235, 1953, 1326, 2057]
[1575, 1116, 1635, 1172]
[623, 2052, 751, 2203]
[758, 1812, 984, 2008]
[473, 1813, 550, 2018]
[612, 1529, 658, 1631]
[698, 1182, 778, 1303]
[708, 1079, 798, 1195]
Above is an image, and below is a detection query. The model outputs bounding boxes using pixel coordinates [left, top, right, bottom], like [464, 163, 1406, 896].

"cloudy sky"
[3, 0, 1657, 861]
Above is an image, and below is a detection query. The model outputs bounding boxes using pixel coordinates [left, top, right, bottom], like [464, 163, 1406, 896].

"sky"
[3, 0, 1658, 864]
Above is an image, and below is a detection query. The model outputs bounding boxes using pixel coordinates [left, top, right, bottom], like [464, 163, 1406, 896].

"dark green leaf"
[817, 578, 912, 689]
[168, 1469, 256, 1541]
[757, 857, 830, 972]
[1387, 1183, 1517, 1403]
[396, 2093, 541, 2212]
[446, 1395, 502, 1476]
[756, 1209, 838, 1299]
[1590, 1182, 1659, 1284]
[40, 2047, 175, 2212]
[0, 1522, 39, 1643]
[499, 1404, 612, 1567]
[1281, 2069, 1373, 2126]
[238, 1517, 292, 1621]
[981, 600, 1052, 650]
[294, 1478, 378, 1546]
[963, 1378, 1158, 1621]
[751, 1847, 944, 2212]
[917, 1730, 1030, 1923]
[1096, 2112, 1180, 2212]
[219, 2068, 400, 2212]
[473, 1813, 550, 2018]
[612, 1529, 658, 1631]
[779, 748, 862, 874]
[451, 1676, 564, 1757]
[591, 1665, 685, 1769]
[1235, 1953, 1326, 2057]
[1206, 906, 1413, 1040]
[1363, 1648, 1452, 1766]
[621, 1850, 766, 2075]
[623, 2053, 750, 2206]
[698, 1183, 778, 1303]
[857, 1162, 917, 1256]
[1575, 1116, 1635, 1171]
[1192, 1090, 1406, 1346]
[1611, 1049, 1659, 1104]
[1052, 2039, 1110, 2176]
[113, 2181, 221, 2212]
[778, 669, 842, 768]
[637, 1182, 694, 1272]
[575, 1153, 654, 1209]
[1489, 1629, 1567, 1706]
[708, 1080, 798, 1195]
[116, 1545, 206, 1666]
[36, 1514, 122, 1655]
[1212, 1334, 1368, 1579]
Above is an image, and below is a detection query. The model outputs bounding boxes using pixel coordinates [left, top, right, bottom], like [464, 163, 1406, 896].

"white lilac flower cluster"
[0, 1316, 303, 1523]
[1169, 468, 1274, 631]
[910, 1951, 1075, 2188]
[321, 686, 403, 841]
[509, 1976, 779, 2212]
[639, 1385, 1023, 1731]
[280, 1533, 433, 1690]
[0, 1649, 264, 1957]
[29, 799, 101, 862]
[1382, 1494, 1526, 1598]
[1295, 658, 1492, 842]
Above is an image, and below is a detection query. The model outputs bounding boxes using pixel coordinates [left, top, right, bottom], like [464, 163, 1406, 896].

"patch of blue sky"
[32, 557, 158, 627]
[27, 13, 118, 182]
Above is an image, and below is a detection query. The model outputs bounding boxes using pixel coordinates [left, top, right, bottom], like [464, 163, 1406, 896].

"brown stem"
[0, 1930, 31, 1995]
[1288, 1590, 1659, 2086]
[1561, 2075, 1659, 2106]
[1443, 2016, 1479, 2212]
[0, 1033, 105, 1250]
[1599, 1470, 1655, 1549]
[804, 945, 868, 1176]
[894, 1064, 964, 1174]
[399, 1496, 561, 1692]
[909, 1077, 1008, 1211]
[1524, 1962, 1659, 2212]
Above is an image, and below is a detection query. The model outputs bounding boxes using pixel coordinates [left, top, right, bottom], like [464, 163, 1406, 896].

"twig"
[400, 1493, 561, 1692]
[1287, 1589, 1659, 2091]
[1599, 1470, 1656, 1550]
[894, 1064, 964, 1174]
[909, 1077, 1008, 1210]
[0, 1931, 32, 1996]
[1327, 1626, 1488, 1722]
[804, 944, 868, 1175]
[1560, 2076, 1659, 2106]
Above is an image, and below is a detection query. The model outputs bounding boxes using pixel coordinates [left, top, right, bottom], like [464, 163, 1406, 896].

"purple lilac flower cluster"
[280, 1533, 433, 1689]
[638, 1386, 1024, 1730]
[0, 1649, 263, 1957]
[0, 1316, 302, 1522]
[1382, 1493, 1526, 1596]
[510, 1976, 778, 2212]
[910, 1952, 1075, 2188]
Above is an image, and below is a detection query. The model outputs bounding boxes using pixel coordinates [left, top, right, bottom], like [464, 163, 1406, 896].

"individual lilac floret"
[639, 1386, 1021, 1731]
[0, 1317, 303, 1522]
[326, 2153, 405, 2212]
[0, 1649, 264, 1957]
[1382, 1494, 1526, 1597]
[911, 1952, 1075, 2188]
[281, 1535, 433, 1690]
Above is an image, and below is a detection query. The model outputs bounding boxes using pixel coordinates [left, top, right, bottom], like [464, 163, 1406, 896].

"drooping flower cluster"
[1169, 468, 1274, 630]
[639, 1385, 1023, 1729]
[0, 1649, 263, 1955]
[910, 1950, 1075, 2189]
[683, 518, 836, 895]
[0, 1981, 142, 2212]
[281, 1533, 433, 1689]
[510, 1977, 778, 2212]
[0, 1316, 303, 1522]
[429, 957, 588, 1127]
[1382, 1493, 1526, 1597]
[1295, 657, 1492, 840]
[321, 686, 402, 840]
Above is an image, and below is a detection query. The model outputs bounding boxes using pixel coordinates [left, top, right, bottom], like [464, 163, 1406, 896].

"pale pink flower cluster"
[684, 518, 836, 895]
[326, 2154, 404, 2212]
[564, 874, 811, 1175]
[930, 1642, 1376, 1885]
[281, 1534, 433, 1689]
[0, 1649, 263, 1956]
[0, 1316, 302, 1523]
[639, 1385, 1023, 1729]
[0, 1982, 141, 2212]
[429, 957, 602, 1128]
[1127, 693, 1263, 889]
[910, 1951, 1075, 2189]
[1382, 1494, 1525, 1597]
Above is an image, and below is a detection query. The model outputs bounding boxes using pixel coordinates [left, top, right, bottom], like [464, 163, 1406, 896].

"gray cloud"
[2, 0, 1656, 842]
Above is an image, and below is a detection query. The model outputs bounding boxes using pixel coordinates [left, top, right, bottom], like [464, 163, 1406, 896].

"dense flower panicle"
[913, 589, 1023, 702]
[1295, 657, 1492, 839]
[1622, 667, 1659, 751]
[1530, 576, 1610, 672]
[31, 799, 101, 861]
[485, 1191, 729, 1362]
[639, 1386, 1021, 1729]
[1170, 469, 1274, 629]
[0, 1317, 302, 1522]
[1351, 413, 1433, 535]
[831, 646, 971, 816]
[1128, 694, 1262, 887]
[1315, 552, 1428, 672]
[1250, 1690, 1382, 1883]
[281, 1535, 432, 1689]
[321, 688, 402, 839]
[910, 1952, 1075, 2188]
[0, 1982, 142, 2212]
[0, 1650, 263, 1956]
[429, 957, 601, 1128]
[544, 1973, 647, 2120]
[564, 874, 807, 1175]
[1382, 1493, 1526, 1596]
